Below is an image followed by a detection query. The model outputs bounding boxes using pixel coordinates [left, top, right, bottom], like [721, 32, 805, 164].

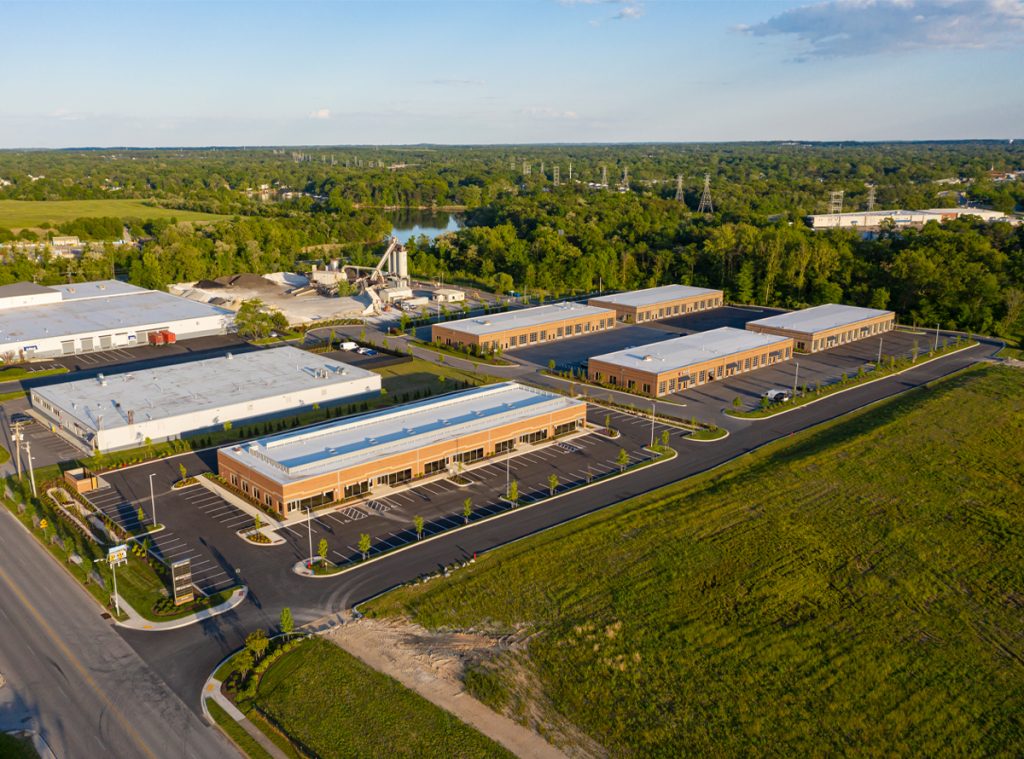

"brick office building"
[431, 302, 615, 353]
[587, 326, 793, 398]
[745, 304, 894, 353]
[588, 284, 724, 323]
[217, 382, 587, 515]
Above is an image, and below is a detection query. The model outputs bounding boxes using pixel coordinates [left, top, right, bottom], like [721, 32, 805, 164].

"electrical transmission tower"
[523, 161, 531, 176]
[601, 165, 608, 187]
[553, 166, 560, 186]
[675, 174, 684, 202]
[697, 173, 714, 214]
[621, 166, 629, 189]
[828, 190, 844, 216]
[568, 162, 572, 182]
[865, 185, 876, 211]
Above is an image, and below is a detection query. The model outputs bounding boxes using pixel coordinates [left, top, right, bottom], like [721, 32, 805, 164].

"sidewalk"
[202, 677, 288, 759]
[114, 586, 247, 631]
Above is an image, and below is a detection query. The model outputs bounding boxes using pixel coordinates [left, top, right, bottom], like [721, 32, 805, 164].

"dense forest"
[0, 143, 1021, 342]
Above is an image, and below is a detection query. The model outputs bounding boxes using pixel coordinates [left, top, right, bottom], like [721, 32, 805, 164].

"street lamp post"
[877, 336, 884, 365]
[792, 361, 800, 399]
[148, 472, 157, 526]
[94, 557, 120, 617]
[934, 323, 940, 352]
[306, 505, 314, 569]
[650, 401, 655, 448]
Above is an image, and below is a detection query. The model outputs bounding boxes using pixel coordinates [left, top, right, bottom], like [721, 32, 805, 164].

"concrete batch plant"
[744, 303, 894, 353]
[0, 279, 232, 360]
[217, 382, 587, 516]
[588, 284, 724, 324]
[587, 326, 794, 398]
[431, 302, 615, 353]
[30, 347, 381, 452]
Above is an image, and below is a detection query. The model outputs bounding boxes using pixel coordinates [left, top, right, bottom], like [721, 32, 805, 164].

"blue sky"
[1, 0, 1022, 147]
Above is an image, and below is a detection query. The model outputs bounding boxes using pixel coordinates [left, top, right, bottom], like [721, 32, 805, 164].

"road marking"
[0, 564, 160, 759]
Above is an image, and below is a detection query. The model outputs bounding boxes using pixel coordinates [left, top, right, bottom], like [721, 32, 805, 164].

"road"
[0, 508, 237, 759]
[117, 337, 999, 716]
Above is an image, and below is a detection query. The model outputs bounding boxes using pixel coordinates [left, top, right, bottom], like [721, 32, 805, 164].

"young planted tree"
[732, 396, 742, 408]
[254, 512, 262, 531]
[317, 537, 329, 564]
[279, 607, 294, 635]
[413, 515, 424, 540]
[245, 629, 269, 661]
[507, 479, 519, 505]
[548, 358, 556, 372]
[358, 533, 371, 560]
[604, 413, 611, 433]
[661, 429, 670, 449]
[179, 463, 187, 482]
[463, 497, 472, 524]
[617, 448, 630, 472]
[548, 473, 559, 496]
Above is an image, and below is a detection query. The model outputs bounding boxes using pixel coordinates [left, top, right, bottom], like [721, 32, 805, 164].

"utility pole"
[25, 440, 36, 498]
[148, 472, 157, 526]
[12, 420, 23, 479]
[793, 361, 800, 398]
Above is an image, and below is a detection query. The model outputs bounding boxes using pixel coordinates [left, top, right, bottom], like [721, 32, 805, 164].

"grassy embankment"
[0, 366, 68, 382]
[79, 358, 497, 471]
[366, 365, 1024, 756]
[0, 199, 225, 229]
[248, 637, 514, 759]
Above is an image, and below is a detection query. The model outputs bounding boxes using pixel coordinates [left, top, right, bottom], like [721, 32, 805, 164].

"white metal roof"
[590, 285, 722, 309]
[51, 280, 147, 300]
[746, 303, 893, 335]
[441, 302, 613, 337]
[0, 288, 230, 347]
[589, 327, 790, 373]
[220, 382, 585, 484]
[32, 347, 379, 433]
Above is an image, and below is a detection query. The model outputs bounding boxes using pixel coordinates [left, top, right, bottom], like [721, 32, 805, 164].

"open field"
[254, 637, 515, 759]
[0, 199, 226, 229]
[367, 365, 1024, 756]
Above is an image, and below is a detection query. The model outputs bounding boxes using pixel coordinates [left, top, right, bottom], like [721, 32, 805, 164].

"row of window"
[592, 347, 792, 397]
[809, 319, 892, 352]
[633, 297, 722, 323]
[454, 318, 612, 352]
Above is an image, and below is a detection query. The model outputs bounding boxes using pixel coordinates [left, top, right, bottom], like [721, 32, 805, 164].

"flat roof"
[441, 302, 613, 337]
[590, 284, 722, 308]
[0, 282, 55, 299]
[52, 280, 148, 301]
[589, 327, 791, 373]
[32, 346, 378, 433]
[746, 303, 893, 335]
[0, 288, 229, 346]
[220, 382, 585, 484]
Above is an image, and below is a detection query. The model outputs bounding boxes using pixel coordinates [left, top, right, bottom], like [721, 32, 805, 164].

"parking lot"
[46, 334, 250, 374]
[274, 405, 683, 567]
[0, 402, 85, 469]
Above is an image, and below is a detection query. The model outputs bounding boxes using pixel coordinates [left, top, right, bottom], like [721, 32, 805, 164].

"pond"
[386, 209, 463, 243]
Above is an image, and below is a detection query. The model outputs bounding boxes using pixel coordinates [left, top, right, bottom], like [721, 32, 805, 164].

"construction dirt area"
[171, 272, 372, 324]
[326, 616, 605, 759]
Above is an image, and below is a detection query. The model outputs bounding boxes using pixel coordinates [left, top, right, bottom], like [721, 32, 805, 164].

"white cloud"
[427, 78, 486, 87]
[742, 0, 1024, 58]
[521, 107, 579, 120]
[560, 0, 644, 24]
[308, 108, 330, 120]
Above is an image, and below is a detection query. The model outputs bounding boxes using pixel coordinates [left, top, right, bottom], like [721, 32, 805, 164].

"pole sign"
[171, 558, 194, 606]
[107, 544, 128, 567]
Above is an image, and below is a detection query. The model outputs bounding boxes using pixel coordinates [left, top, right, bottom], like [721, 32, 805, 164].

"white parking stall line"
[280, 525, 302, 537]
[188, 494, 225, 507]
[161, 546, 195, 559]
[223, 516, 253, 528]
[201, 503, 237, 515]
[187, 559, 212, 570]
[389, 491, 416, 504]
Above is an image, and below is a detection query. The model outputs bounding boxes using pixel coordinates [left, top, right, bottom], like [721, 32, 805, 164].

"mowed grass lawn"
[367, 365, 1024, 756]
[376, 357, 499, 399]
[0, 199, 225, 229]
[255, 637, 513, 759]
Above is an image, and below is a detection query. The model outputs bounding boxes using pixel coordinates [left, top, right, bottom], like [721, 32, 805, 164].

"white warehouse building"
[30, 347, 382, 452]
[0, 279, 233, 361]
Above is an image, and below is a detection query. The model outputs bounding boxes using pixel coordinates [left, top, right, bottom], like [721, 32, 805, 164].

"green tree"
[358, 533, 371, 560]
[463, 497, 472, 524]
[234, 649, 254, 680]
[279, 607, 294, 635]
[617, 448, 630, 471]
[548, 358, 556, 372]
[254, 512, 262, 531]
[234, 298, 280, 340]
[178, 462, 187, 482]
[548, 473, 559, 496]
[732, 396, 742, 408]
[661, 429, 670, 449]
[507, 480, 519, 505]
[223, 420, 232, 432]
[137, 506, 146, 526]
[318, 537, 328, 563]
[414, 515, 424, 540]
[245, 628, 269, 661]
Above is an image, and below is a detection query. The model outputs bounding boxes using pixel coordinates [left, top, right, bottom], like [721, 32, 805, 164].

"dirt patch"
[325, 617, 604, 759]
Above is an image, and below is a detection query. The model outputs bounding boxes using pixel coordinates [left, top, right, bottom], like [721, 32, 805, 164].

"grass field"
[254, 637, 514, 759]
[367, 365, 1024, 756]
[0, 199, 225, 229]
[206, 700, 273, 759]
[376, 356, 499, 399]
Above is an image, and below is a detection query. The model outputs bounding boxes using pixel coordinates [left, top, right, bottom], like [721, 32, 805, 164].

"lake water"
[387, 209, 462, 243]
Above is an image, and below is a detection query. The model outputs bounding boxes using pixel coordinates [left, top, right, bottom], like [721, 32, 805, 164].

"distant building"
[745, 303, 894, 353]
[50, 236, 80, 248]
[589, 285, 724, 324]
[432, 302, 615, 353]
[806, 208, 1010, 230]
[0, 279, 232, 360]
[433, 288, 465, 303]
[587, 327, 793, 398]
[31, 347, 381, 452]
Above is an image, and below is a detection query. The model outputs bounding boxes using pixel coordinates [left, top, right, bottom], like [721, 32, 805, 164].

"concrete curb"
[294, 447, 677, 580]
[114, 586, 248, 631]
[724, 342, 977, 422]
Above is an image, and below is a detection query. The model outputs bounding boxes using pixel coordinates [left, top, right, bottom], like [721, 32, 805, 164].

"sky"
[1, 0, 1022, 147]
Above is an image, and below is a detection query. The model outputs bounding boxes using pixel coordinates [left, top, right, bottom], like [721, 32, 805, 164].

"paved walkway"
[115, 587, 248, 631]
[202, 677, 288, 759]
